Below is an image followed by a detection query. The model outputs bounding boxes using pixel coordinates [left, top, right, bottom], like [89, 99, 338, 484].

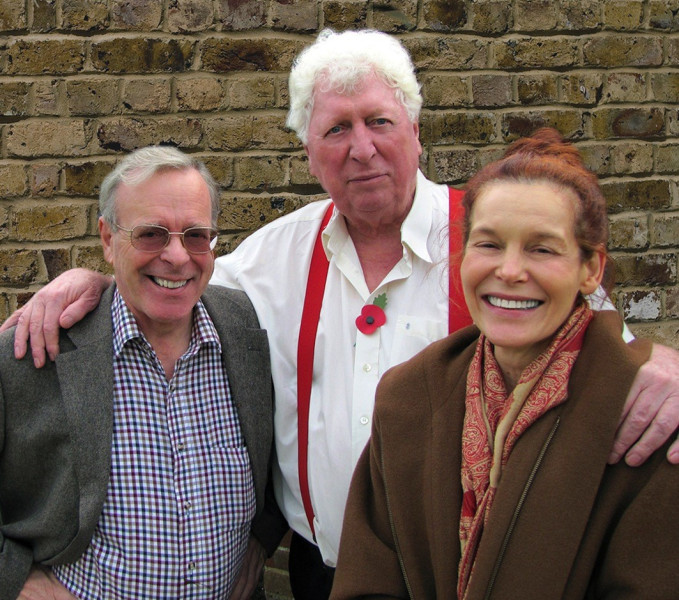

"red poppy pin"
[356, 293, 387, 335]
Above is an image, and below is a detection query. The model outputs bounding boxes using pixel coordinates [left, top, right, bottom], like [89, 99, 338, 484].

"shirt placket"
[340, 252, 414, 466]
[351, 325, 382, 464]
[166, 357, 202, 596]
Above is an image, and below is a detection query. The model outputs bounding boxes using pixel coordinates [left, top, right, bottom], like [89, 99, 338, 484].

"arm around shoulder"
[610, 341, 679, 466]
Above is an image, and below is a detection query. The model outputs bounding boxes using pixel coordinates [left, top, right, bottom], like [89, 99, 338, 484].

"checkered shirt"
[53, 290, 256, 599]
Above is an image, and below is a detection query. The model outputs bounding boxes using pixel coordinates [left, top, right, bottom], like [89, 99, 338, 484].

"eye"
[531, 245, 556, 255]
[371, 117, 390, 126]
[326, 124, 344, 136]
[134, 226, 165, 240]
[185, 228, 210, 241]
[473, 240, 500, 251]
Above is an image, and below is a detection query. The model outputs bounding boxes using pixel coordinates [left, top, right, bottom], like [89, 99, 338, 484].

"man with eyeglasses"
[0, 146, 277, 600]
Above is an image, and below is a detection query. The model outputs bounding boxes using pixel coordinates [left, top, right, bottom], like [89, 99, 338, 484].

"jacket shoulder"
[202, 285, 259, 326]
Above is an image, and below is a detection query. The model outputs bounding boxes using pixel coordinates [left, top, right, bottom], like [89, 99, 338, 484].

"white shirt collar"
[321, 169, 437, 265]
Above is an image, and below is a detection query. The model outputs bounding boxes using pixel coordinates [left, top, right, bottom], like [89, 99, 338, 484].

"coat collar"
[54, 285, 116, 555]
[464, 312, 652, 598]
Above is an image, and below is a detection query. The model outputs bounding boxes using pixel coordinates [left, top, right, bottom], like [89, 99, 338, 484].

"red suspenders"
[296, 188, 470, 537]
[296, 205, 334, 538]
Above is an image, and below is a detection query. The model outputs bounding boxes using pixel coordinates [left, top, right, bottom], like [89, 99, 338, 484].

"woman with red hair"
[331, 129, 679, 599]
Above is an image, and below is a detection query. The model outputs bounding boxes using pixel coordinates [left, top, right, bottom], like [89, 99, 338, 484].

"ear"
[99, 217, 115, 265]
[412, 121, 423, 157]
[579, 249, 606, 296]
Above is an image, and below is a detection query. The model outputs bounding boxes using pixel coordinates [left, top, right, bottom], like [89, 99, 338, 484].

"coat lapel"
[201, 287, 272, 512]
[55, 286, 115, 551]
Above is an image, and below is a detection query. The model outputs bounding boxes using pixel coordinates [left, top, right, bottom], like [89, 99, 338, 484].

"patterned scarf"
[457, 303, 593, 599]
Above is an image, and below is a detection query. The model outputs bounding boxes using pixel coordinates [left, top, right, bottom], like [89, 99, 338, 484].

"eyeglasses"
[114, 224, 219, 254]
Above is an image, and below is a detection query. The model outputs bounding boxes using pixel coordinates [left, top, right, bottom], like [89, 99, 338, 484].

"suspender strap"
[296, 202, 334, 538]
[448, 187, 473, 332]
[296, 189, 470, 537]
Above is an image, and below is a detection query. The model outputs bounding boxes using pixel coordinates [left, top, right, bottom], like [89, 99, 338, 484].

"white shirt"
[211, 170, 451, 565]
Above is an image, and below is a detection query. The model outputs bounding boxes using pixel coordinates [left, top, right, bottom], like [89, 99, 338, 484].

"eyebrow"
[469, 227, 569, 246]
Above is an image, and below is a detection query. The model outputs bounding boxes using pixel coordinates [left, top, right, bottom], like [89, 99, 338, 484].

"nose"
[160, 233, 191, 265]
[349, 122, 376, 163]
[495, 248, 527, 283]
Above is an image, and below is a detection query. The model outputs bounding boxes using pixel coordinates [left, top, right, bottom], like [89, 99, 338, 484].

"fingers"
[3, 307, 28, 359]
[608, 390, 661, 464]
[59, 287, 106, 330]
[667, 435, 679, 464]
[27, 298, 50, 368]
[0, 306, 22, 334]
[19, 566, 77, 599]
[42, 294, 71, 364]
[229, 570, 250, 600]
[5, 269, 111, 368]
[623, 401, 679, 466]
[228, 537, 266, 600]
[609, 343, 679, 466]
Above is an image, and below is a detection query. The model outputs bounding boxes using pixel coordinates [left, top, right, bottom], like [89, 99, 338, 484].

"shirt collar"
[400, 169, 436, 264]
[111, 288, 221, 358]
[321, 169, 436, 265]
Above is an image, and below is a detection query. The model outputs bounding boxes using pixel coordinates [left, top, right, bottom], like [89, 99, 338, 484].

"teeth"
[152, 277, 188, 289]
[487, 296, 540, 310]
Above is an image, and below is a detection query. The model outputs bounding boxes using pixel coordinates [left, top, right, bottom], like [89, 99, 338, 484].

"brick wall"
[1, 0, 679, 594]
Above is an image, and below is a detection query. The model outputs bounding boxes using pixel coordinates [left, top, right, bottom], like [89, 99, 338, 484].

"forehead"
[472, 180, 578, 230]
[115, 169, 212, 222]
[311, 76, 404, 117]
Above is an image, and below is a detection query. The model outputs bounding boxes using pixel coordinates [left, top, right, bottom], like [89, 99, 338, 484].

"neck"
[348, 223, 403, 293]
[143, 320, 193, 381]
[499, 365, 521, 392]
[493, 341, 549, 392]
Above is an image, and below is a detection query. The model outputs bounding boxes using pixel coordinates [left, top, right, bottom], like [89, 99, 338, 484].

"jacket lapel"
[55, 286, 115, 550]
[201, 287, 272, 511]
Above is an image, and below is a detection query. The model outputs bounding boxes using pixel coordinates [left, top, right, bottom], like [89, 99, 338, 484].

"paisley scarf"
[457, 303, 593, 599]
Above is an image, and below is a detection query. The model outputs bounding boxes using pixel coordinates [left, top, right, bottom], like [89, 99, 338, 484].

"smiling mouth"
[152, 276, 188, 289]
[486, 296, 542, 310]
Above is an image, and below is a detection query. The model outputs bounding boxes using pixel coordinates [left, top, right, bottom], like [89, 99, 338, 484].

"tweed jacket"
[332, 311, 679, 599]
[0, 284, 274, 600]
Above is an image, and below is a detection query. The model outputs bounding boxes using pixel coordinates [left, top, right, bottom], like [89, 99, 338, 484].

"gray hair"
[99, 146, 220, 228]
[286, 29, 423, 145]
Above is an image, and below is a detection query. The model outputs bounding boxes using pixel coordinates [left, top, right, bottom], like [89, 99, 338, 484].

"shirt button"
[362, 363, 372, 372]
[176, 442, 185, 451]
[184, 500, 192, 511]
[188, 561, 196, 571]
[360, 415, 369, 425]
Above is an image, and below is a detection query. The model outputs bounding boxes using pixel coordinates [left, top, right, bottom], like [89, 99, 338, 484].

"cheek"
[306, 143, 335, 178]
[203, 255, 215, 279]
[460, 258, 480, 300]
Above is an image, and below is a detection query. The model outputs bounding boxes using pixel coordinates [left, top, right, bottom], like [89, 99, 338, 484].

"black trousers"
[288, 531, 336, 600]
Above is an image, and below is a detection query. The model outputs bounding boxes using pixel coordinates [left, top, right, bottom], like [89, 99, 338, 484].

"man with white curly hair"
[4, 29, 679, 600]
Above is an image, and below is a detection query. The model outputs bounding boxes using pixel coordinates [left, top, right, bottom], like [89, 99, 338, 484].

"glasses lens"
[131, 225, 169, 252]
[183, 227, 218, 253]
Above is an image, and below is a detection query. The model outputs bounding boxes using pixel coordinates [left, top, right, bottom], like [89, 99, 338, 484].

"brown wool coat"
[331, 311, 679, 600]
